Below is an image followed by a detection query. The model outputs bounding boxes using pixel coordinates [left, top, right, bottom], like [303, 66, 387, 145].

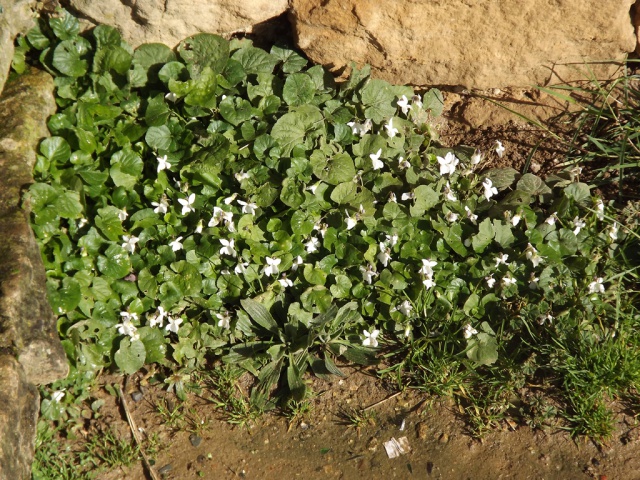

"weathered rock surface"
[290, 0, 637, 89]
[61, 0, 289, 48]
[0, 0, 36, 95]
[0, 69, 67, 479]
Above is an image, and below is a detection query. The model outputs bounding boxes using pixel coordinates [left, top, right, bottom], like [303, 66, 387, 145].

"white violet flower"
[525, 243, 543, 267]
[511, 213, 522, 226]
[165, 316, 183, 334]
[398, 156, 410, 169]
[502, 274, 517, 287]
[401, 192, 415, 201]
[117, 208, 128, 221]
[595, 198, 605, 220]
[420, 258, 437, 276]
[545, 212, 557, 225]
[572, 217, 586, 235]
[386, 234, 399, 247]
[51, 390, 65, 403]
[216, 311, 232, 329]
[445, 211, 459, 223]
[482, 178, 498, 200]
[397, 95, 410, 115]
[608, 222, 619, 241]
[152, 197, 169, 214]
[396, 300, 413, 316]
[291, 255, 304, 271]
[437, 152, 459, 176]
[219, 238, 237, 257]
[444, 182, 457, 202]
[148, 306, 166, 328]
[377, 242, 391, 267]
[195, 219, 203, 234]
[169, 236, 183, 252]
[305, 237, 321, 253]
[495, 253, 509, 267]
[463, 324, 478, 339]
[164, 92, 177, 103]
[234, 261, 249, 274]
[360, 264, 378, 284]
[494, 140, 505, 158]
[157, 154, 171, 172]
[486, 275, 496, 289]
[178, 193, 196, 215]
[278, 275, 294, 289]
[370, 148, 384, 170]
[385, 118, 399, 137]
[588, 277, 605, 294]
[262, 256, 281, 277]
[235, 170, 250, 182]
[464, 206, 478, 224]
[362, 329, 380, 347]
[121, 235, 139, 254]
[471, 150, 483, 165]
[237, 199, 258, 215]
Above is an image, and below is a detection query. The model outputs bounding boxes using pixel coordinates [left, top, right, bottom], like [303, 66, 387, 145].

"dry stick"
[119, 377, 161, 480]
[362, 391, 402, 412]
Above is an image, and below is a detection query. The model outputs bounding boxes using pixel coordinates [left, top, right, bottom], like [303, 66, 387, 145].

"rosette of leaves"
[224, 298, 375, 406]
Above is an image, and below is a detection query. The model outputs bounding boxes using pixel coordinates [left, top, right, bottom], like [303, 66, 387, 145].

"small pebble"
[197, 455, 206, 464]
[438, 433, 449, 444]
[158, 464, 172, 475]
[131, 390, 143, 402]
[416, 422, 428, 440]
[190, 434, 202, 447]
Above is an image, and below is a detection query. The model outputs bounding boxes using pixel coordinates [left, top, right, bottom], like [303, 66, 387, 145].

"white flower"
[445, 211, 459, 223]
[51, 390, 65, 403]
[388, 192, 397, 203]
[422, 276, 435, 289]
[223, 193, 238, 205]
[437, 152, 459, 176]
[608, 222, 619, 241]
[165, 92, 177, 103]
[485, 275, 496, 288]
[237, 199, 258, 215]
[412, 94, 423, 109]
[595, 198, 605, 220]
[115, 312, 139, 340]
[401, 192, 415, 201]
[545, 212, 557, 225]
[306, 183, 319, 194]
[396, 300, 413, 316]
[157, 155, 171, 172]
[471, 150, 483, 165]
[216, 311, 232, 329]
[78, 217, 88, 228]
[398, 156, 410, 169]
[572, 217, 586, 235]
[385, 118, 399, 137]
[370, 148, 384, 170]
[209, 207, 234, 231]
[362, 329, 380, 347]
[305, 237, 321, 253]
[528, 272, 539, 290]
[482, 178, 498, 200]
[502, 274, 517, 287]
[313, 222, 328, 238]
[152, 197, 169, 214]
[463, 324, 478, 339]
[420, 258, 437, 276]
[278, 275, 294, 288]
[219, 238, 237, 257]
[165, 316, 183, 334]
[386, 234, 399, 247]
[262, 256, 281, 277]
[195, 219, 203, 234]
[464, 206, 478, 224]
[495, 253, 509, 267]
[235, 171, 250, 182]
[588, 277, 605, 294]
[345, 210, 358, 230]
[148, 306, 166, 328]
[511, 213, 522, 226]
[360, 264, 378, 284]
[397, 95, 410, 115]
[178, 193, 196, 215]
[494, 140, 505, 158]
[377, 242, 391, 267]
[234, 260, 249, 274]
[169, 236, 183, 251]
[444, 182, 457, 202]
[121, 235, 139, 254]
[291, 255, 304, 272]
[538, 314, 553, 325]
[347, 119, 372, 137]
[525, 243, 543, 267]
[117, 208, 128, 221]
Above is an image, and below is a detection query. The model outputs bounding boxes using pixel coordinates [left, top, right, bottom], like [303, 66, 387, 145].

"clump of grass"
[204, 365, 263, 427]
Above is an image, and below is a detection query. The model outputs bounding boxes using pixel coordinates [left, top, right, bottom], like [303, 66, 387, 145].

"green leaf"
[467, 331, 498, 366]
[241, 298, 279, 334]
[26, 25, 50, 50]
[171, 261, 202, 297]
[47, 277, 81, 315]
[484, 168, 519, 190]
[287, 363, 306, 401]
[185, 67, 218, 108]
[291, 210, 315, 236]
[303, 265, 327, 286]
[145, 94, 171, 126]
[311, 152, 355, 185]
[50, 9, 80, 40]
[97, 245, 132, 279]
[178, 33, 229, 77]
[232, 46, 278, 75]
[516, 173, 551, 196]
[564, 182, 591, 207]
[219, 96, 253, 126]
[145, 125, 172, 151]
[283, 73, 315, 106]
[472, 218, 494, 253]
[271, 105, 325, 156]
[52, 39, 88, 77]
[110, 149, 144, 188]
[492, 219, 514, 247]
[300, 285, 332, 313]
[422, 88, 444, 117]
[361, 79, 396, 123]
[330, 274, 352, 298]
[280, 177, 304, 208]
[330, 182, 357, 205]
[131, 43, 176, 86]
[410, 185, 439, 217]
[114, 338, 146, 374]
[271, 45, 308, 73]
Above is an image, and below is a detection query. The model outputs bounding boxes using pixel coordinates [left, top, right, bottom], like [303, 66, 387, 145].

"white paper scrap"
[383, 436, 411, 459]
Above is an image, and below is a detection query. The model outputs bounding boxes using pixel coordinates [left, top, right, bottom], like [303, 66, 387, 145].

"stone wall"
[0, 70, 67, 480]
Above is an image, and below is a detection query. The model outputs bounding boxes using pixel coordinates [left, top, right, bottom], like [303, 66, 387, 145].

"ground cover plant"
[11, 9, 640, 475]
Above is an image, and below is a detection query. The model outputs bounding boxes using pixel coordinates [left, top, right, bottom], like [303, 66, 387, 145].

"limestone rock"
[61, 0, 289, 48]
[290, 0, 637, 89]
[0, 356, 39, 480]
[0, 0, 37, 95]
[0, 69, 68, 386]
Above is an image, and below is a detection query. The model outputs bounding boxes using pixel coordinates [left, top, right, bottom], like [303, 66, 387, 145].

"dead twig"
[362, 391, 402, 411]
